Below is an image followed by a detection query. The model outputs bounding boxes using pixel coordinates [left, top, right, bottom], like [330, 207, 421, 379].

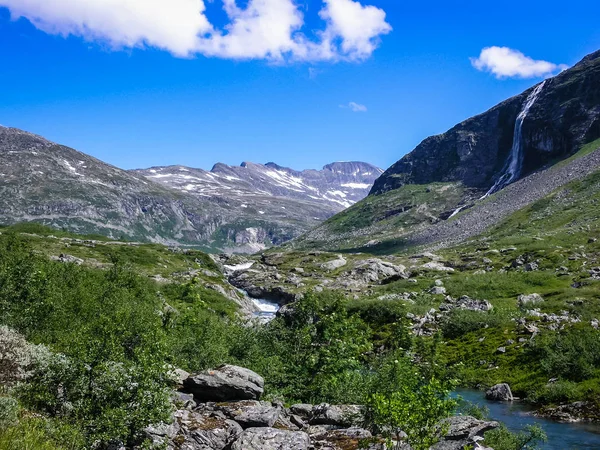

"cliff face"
[371, 50, 600, 195]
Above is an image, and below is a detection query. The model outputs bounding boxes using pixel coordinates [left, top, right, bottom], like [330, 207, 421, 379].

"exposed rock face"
[309, 404, 364, 427]
[518, 293, 544, 307]
[230, 427, 310, 450]
[214, 401, 280, 428]
[432, 415, 499, 450]
[144, 409, 243, 450]
[371, 50, 600, 195]
[146, 365, 501, 450]
[537, 401, 600, 423]
[183, 365, 264, 402]
[485, 383, 514, 402]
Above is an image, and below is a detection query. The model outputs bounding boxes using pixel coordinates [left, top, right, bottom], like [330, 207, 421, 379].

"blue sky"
[0, 0, 599, 171]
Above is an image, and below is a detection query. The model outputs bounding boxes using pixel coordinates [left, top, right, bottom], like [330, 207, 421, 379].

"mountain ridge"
[371, 49, 600, 196]
[291, 48, 600, 253]
[0, 125, 380, 252]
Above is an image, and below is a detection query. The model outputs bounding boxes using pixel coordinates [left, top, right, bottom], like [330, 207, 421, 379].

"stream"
[238, 288, 600, 448]
[251, 298, 279, 320]
[455, 389, 600, 449]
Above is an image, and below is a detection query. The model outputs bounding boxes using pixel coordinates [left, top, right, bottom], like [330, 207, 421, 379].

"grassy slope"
[289, 182, 466, 252]
[291, 139, 600, 255]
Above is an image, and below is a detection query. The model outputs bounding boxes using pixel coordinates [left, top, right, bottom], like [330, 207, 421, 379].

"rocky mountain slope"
[372, 49, 600, 195]
[292, 49, 600, 253]
[134, 161, 381, 210]
[0, 126, 380, 252]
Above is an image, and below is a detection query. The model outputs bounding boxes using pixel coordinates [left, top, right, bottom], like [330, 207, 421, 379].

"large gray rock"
[230, 427, 310, 450]
[183, 365, 264, 401]
[215, 401, 280, 429]
[350, 258, 407, 283]
[321, 256, 348, 271]
[485, 383, 514, 401]
[144, 409, 243, 450]
[309, 404, 364, 427]
[518, 293, 544, 307]
[432, 415, 499, 450]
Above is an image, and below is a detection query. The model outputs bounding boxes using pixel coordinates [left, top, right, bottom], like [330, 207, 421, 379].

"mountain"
[133, 160, 380, 209]
[372, 49, 600, 196]
[0, 126, 380, 252]
[291, 49, 600, 253]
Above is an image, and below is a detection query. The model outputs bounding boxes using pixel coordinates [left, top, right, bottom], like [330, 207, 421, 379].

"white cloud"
[471, 46, 568, 79]
[1, 0, 213, 57]
[319, 0, 392, 60]
[1, 0, 391, 62]
[341, 101, 367, 112]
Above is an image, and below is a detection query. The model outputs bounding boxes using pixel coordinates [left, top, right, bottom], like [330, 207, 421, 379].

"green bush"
[441, 309, 504, 339]
[527, 327, 600, 382]
[364, 352, 457, 450]
[0, 397, 18, 429]
[484, 424, 547, 450]
[0, 417, 84, 450]
[0, 236, 171, 446]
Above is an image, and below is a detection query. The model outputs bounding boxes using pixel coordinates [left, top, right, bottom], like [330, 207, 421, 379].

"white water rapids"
[481, 81, 546, 199]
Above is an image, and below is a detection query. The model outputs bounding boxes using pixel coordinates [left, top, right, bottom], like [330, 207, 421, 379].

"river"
[455, 389, 600, 449]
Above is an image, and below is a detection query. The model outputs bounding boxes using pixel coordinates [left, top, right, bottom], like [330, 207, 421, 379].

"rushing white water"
[481, 81, 546, 199]
[449, 205, 466, 219]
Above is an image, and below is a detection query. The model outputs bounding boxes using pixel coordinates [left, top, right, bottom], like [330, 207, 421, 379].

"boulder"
[183, 365, 264, 401]
[350, 258, 408, 283]
[309, 427, 378, 450]
[485, 383, 514, 401]
[432, 415, 499, 450]
[231, 427, 310, 450]
[145, 409, 243, 450]
[215, 401, 280, 429]
[422, 262, 455, 272]
[289, 403, 313, 418]
[309, 404, 364, 427]
[518, 293, 544, 307]
[321, 256, 347, 271]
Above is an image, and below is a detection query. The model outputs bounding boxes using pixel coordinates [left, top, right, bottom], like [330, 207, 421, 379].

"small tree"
[364, 354, 457, 450]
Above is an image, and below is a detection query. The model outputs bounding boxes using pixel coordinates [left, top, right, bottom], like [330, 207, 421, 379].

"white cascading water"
[481, 80, 546, 199]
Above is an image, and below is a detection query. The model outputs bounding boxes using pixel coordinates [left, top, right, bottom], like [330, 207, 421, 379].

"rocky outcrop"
[146, 365, 500, 450]
[432, 415, 499, 450]
[371, 50, 600, 195]
[230, 427, 310, 450]
[518, 293, 544, 307]
[536, 401, 600, 423]
[485, 383, 514, 402]
[183, 365, 264, 402]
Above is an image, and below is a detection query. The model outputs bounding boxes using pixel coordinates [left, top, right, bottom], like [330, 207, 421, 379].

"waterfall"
[449, 205, 466, 219]
[481, 81, 546, 199]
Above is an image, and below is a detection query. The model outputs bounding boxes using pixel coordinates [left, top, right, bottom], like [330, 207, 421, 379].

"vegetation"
[0, 216, 596, 448]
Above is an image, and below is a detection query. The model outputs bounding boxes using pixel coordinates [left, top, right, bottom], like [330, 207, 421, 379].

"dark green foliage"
[527, 328, 600, 382]
[441, 309, 506, 339]
[484, 424, 547, 450]
[238, 291, 374, 403]
[364, 352, 457, 450]
[0, 235, 171, 446]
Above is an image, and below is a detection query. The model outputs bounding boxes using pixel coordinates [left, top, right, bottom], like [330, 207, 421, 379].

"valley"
[1, 43, 600, 450]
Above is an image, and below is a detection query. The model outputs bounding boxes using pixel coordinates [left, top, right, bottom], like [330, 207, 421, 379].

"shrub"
[484, 423, 547, 450]
[0, 326, 40, 387]
[0, 397, 18, 429]
[441, 309, 504, 339]
[364, 353, 457, 450]
[527, 327, 600, 382]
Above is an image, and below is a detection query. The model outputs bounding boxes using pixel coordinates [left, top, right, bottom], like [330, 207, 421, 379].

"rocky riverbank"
[142, 365, 499, 450]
